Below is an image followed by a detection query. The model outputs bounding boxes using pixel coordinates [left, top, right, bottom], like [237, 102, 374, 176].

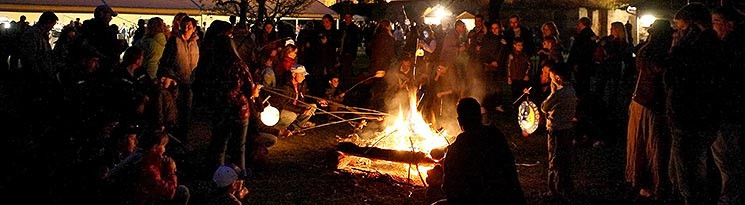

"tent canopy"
[0, 0, 335, 18]
[456, 11, 475, 19]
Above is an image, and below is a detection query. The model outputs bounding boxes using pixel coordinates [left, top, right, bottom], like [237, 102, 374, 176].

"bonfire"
[337, 92, 455, 186]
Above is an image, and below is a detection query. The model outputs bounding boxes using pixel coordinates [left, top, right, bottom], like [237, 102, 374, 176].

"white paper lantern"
[260, 105, 280, 126]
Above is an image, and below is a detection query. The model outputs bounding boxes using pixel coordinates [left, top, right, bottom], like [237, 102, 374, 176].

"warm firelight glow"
[375, 92, 451, 154]
[339, 92, 454, 185]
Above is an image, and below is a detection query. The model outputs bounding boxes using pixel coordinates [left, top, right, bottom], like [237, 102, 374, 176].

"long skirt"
[625, 101, 669, 196]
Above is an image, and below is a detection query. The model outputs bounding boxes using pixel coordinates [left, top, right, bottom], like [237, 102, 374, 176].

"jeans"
[169, 185, 190, 205]
[547, 127, 575, 196]
[668, 127, 718, 205]
[712, 122, 744, 205]
[209, 118, 249, 171]
[275, 105, 315, 130]
[174, 84, 193, 142]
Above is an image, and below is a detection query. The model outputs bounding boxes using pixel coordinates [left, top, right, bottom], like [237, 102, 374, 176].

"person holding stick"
[528, 62, 577, 201]
[271, 64, 326, 136]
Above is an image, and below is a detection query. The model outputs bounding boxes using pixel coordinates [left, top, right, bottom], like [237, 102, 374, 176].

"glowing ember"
[339, 92, 454, 185]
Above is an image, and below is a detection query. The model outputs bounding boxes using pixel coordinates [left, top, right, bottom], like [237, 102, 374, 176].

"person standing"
[505, 15, 536, 56]
[339, 13, 361, 86]
[194, 21, 262, 173]
[567, 17, 599, 148]
[313, 14, 339, 76]
[79, 5, 126, 73]
[132, 19, 147, 44]
[159, 17, 200, 142]
[664, 4, 726, 204]
[506, 38, 532, 107]
[368, 20, 394, 73]
[19, 11, 58, 82]
[437, 20, 467, 91]
[480, 21, 509, 113]
[625, 19, 673, 201]
[535, 63, 577, 201]
[710, 6, 744, 205]
[567, 17, 597, 99]
[138, 17, 169, 80]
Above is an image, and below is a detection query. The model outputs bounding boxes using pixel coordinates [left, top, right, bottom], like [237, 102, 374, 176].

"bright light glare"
[425, 5, 451, 26]
[435, 7, 448, 18]
[640, 15, 656, 28]
[626, 6, 637, 13]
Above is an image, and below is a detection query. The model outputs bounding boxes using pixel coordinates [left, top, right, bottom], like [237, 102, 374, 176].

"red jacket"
[276, 56, 295, 78]
[135, 153, 177, 205]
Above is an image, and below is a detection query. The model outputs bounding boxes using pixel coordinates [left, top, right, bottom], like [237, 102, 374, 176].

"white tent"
[0, 0, 336, 27]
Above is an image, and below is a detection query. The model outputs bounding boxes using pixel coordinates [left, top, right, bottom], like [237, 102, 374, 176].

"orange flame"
[341, 92, 454, 185]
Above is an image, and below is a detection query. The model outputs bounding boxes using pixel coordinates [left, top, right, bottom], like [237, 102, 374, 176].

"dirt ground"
[0, 57, 639, 204]
[178, 108, 636, 205]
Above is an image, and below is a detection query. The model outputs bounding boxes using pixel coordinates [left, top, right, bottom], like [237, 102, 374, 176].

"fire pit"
[336, 93, 455, 186]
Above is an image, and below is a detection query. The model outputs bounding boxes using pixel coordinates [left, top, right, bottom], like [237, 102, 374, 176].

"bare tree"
[442, 0, 632, 22]
[504, 0, 632, 9]
[207, 0, 314, 25]
[261, 0, 316, 22]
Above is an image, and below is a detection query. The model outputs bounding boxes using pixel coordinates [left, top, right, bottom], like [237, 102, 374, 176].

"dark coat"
[442, 125, 526, 204]
[340, 22, 361, 56]
[272, 80, 311, 114]
[480, 33, 509, 68]
[718, 28, 745, 122]
[109, 67, 152, 124]
[664, 27, 724, 131]
[369, 30, 395, 72]
[504, 26, 536, 56]
[567, 27, 597, 67]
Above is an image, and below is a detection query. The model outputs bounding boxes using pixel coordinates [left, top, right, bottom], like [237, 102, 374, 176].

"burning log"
[336, 142, 436, 165]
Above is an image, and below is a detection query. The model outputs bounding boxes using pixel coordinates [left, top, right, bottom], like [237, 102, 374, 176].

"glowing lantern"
[260, 105, 280, 126]
[517, 100, 540, 135]
[416, 48, 425, 57]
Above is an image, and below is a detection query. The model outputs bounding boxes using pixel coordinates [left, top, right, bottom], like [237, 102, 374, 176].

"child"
[208, 163, 250, 205]
[324, 75, 345, 112]
[507, 38, 532, 104]
[106, 129, 189, 205]
[276, 44, 298, 79]
[258, 55, 276, 88]
[535, 63, 577, 200]
[537, 35, 565, 65]
[134, 129, 190, 205]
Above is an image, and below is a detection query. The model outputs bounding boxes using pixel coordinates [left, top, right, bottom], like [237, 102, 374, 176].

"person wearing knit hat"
[208, 163, 250, 205]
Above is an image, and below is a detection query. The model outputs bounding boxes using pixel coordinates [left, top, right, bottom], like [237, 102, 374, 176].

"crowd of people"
[435, 3, 744, 205]
[1, 2, 743, 204]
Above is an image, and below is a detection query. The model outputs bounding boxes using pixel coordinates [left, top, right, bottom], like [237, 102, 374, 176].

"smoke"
[350, 58, 492, 147]
[381, 59, 490, 135]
